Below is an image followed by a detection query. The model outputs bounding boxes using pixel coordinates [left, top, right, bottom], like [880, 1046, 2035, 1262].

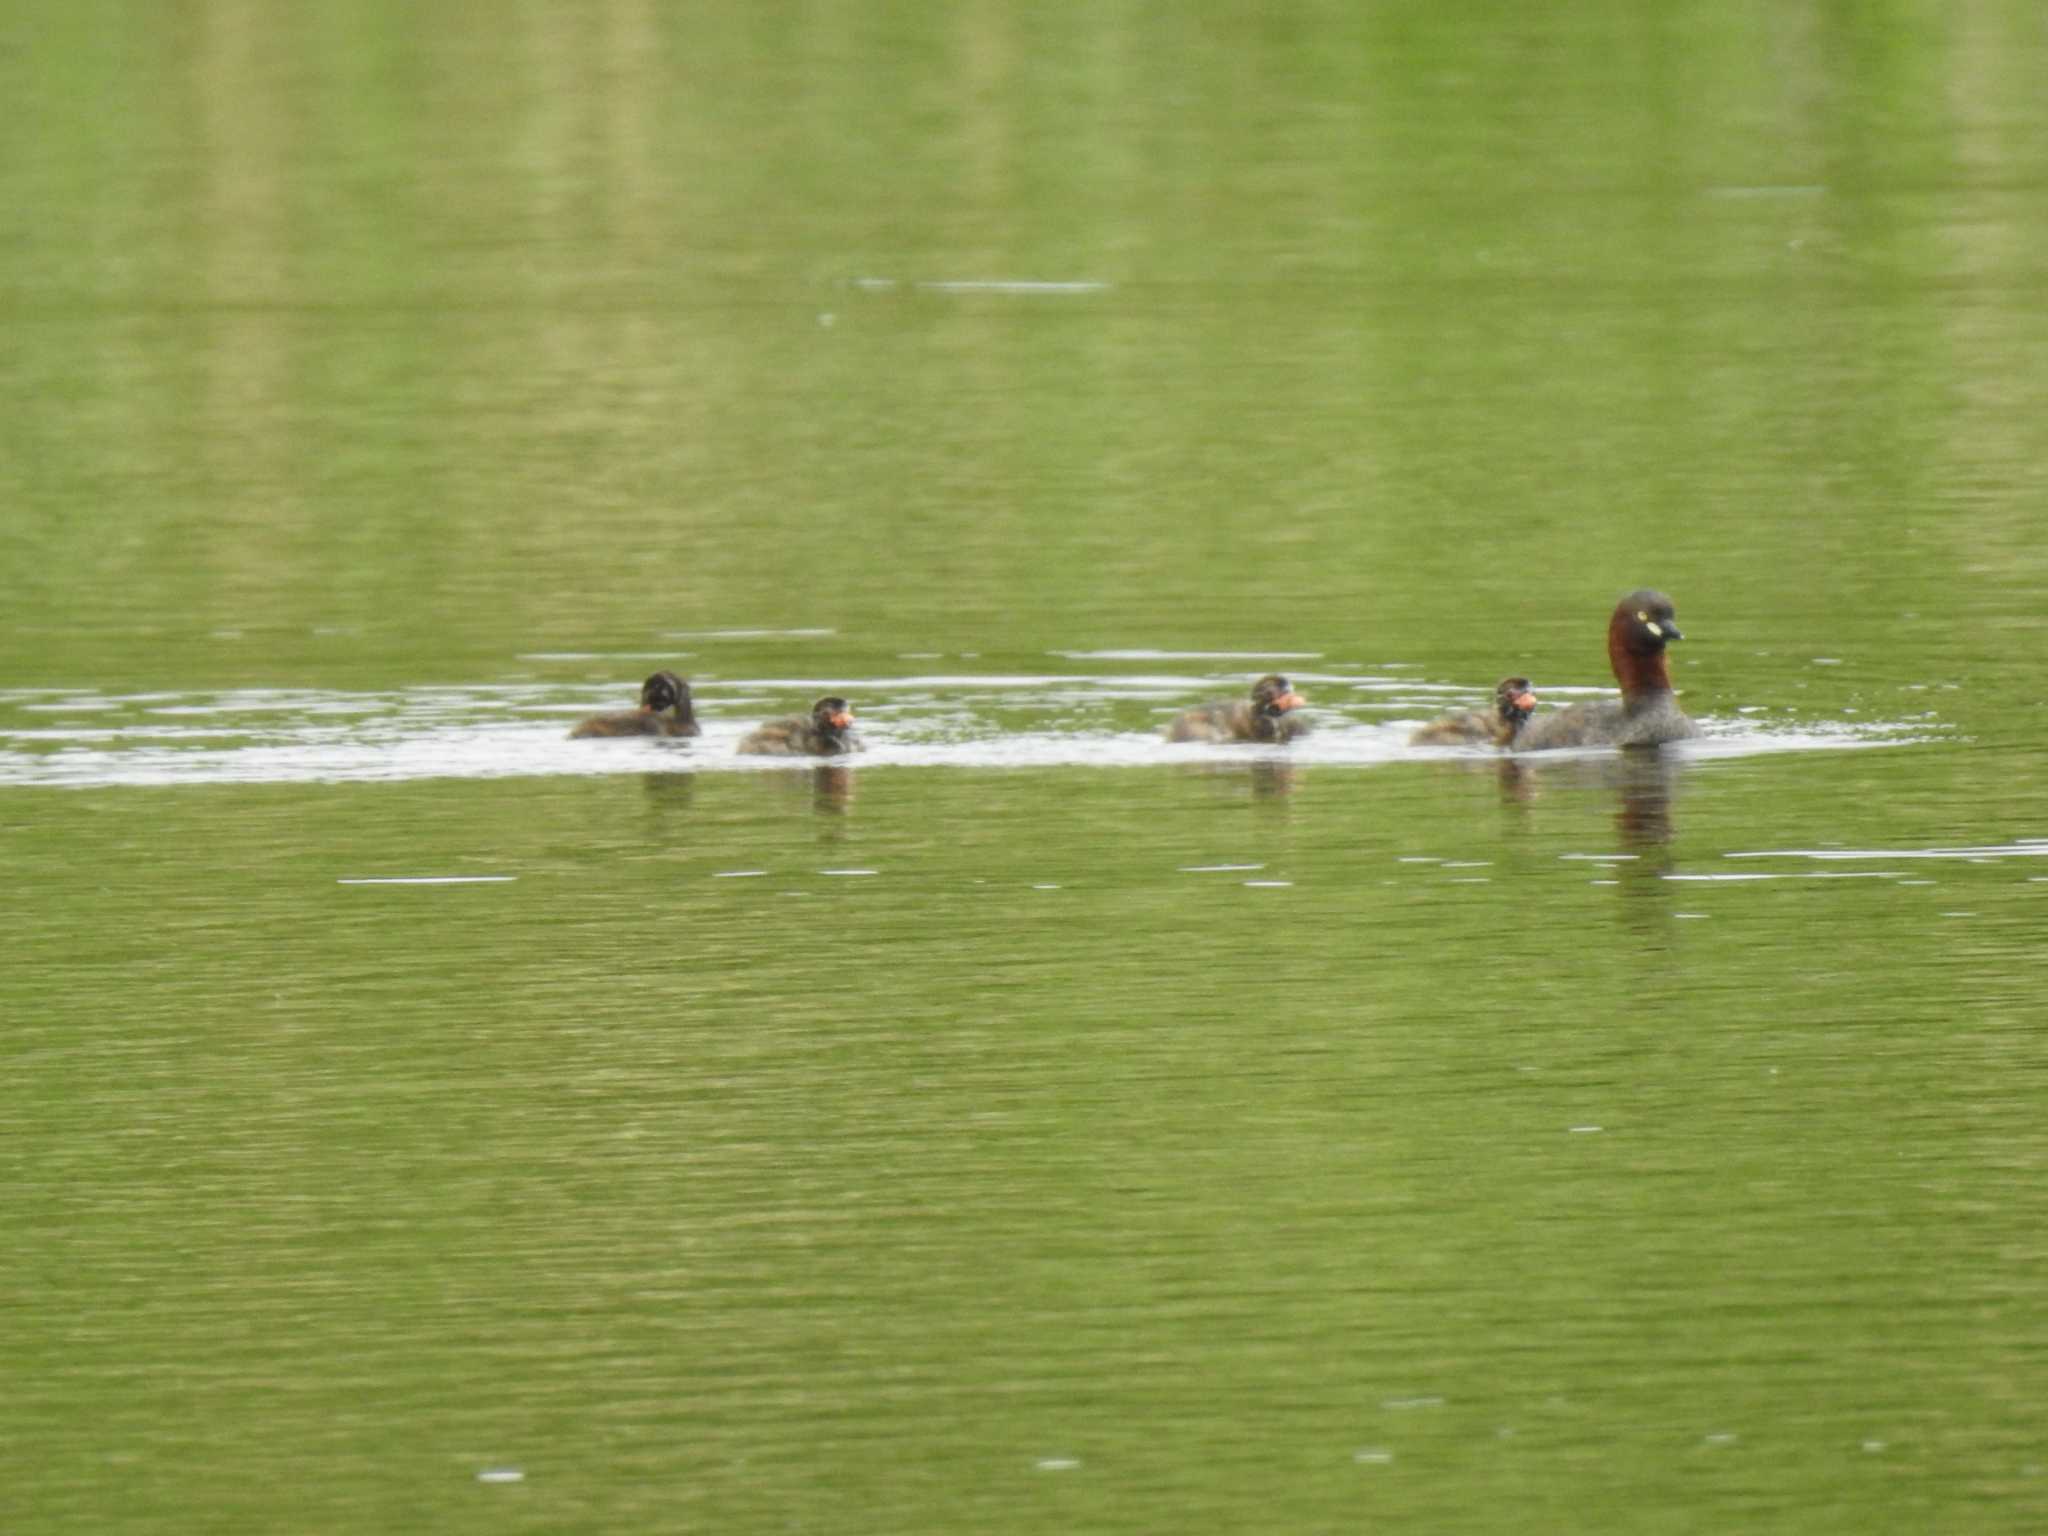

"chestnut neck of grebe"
[1608, 614, 1676, 706]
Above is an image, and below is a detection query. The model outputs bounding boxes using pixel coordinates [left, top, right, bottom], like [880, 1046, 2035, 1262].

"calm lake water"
[7, 4, 2048, 1532]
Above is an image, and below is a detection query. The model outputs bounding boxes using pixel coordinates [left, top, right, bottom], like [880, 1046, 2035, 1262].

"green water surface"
[6, 4, 2048, 1532]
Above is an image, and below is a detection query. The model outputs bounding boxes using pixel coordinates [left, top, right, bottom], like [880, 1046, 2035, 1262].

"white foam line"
[1728, 845, 2048, 861]
[1182, 863, 1264, 873]
[1244, 880, 1294, 888]
[719, 674, 1097, 692]
[338, 875, 515, 886]
[712, 870, 769, 879]
[929, 279, 1108, 293]
[819, 869, 878, 876]
[1052, 649, 1322, 661]
[664, 628, 835, 639]
[837, 674, 1098, 689]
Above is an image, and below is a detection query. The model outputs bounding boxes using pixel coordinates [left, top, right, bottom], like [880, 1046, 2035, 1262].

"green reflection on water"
[6, 2, 2048, 1531]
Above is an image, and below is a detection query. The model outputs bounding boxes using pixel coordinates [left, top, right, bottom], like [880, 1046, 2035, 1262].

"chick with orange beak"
[1410, 676, 1539, 749]
[1167, 673, 1308, 744]
[738, 695, 861, 756]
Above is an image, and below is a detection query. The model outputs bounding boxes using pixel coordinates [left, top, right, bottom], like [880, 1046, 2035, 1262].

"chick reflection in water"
[743, 763, 857, 836]
[1181, 759, 1302, 801]
[639, 771, 698, 813]
[810, 764, 856, 815]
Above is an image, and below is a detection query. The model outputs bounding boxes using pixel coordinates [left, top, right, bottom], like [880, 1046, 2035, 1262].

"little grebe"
[737, 696, 860, 757]
[1167, 674, 1308, 744]
[1411, 676, 1538, 748]
[568, 671, 700, 739]
[1514, 591, 1699, 751]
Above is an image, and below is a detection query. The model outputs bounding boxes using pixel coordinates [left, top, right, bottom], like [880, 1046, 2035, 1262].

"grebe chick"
[737, 696, 860, 757]
[1411, 676, 1538, 748]
[568, 671, 700, 739]
[1167, 674, 1308, 744]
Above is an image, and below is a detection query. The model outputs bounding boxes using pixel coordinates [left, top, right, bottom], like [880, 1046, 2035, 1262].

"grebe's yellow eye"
[1636, 610, 1649, 622]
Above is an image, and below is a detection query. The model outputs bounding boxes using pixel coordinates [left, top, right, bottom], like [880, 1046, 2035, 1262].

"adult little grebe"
[568, 671, 700, 739]
[1514, 591, 1699, 751]
[1411, 677, 1538, 748]
[737, 696, 860, 756]
[1167, 674, 1308, 744]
